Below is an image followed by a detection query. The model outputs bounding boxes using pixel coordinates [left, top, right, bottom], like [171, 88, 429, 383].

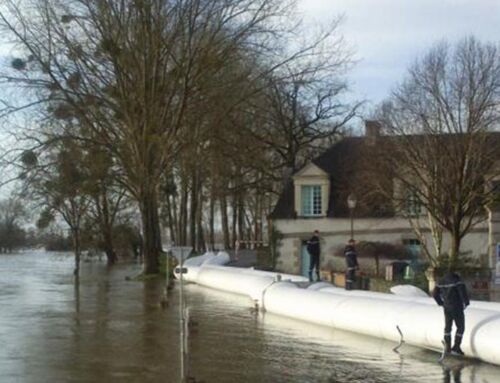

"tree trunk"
[171, 193, 179, 244]
[238, 193, 245, 247]
[425, 267, 437, 292]
[102, 226, 116, 265]
[166, 195, 176, 245]
[190, 170, 198, 251]
[72, 227, 81, 276]
[449, 231, 462, 270]
[231, 192, 237, 248]
[220, 194, 230, 249]
[100, 191, 117, 265]
[196, 186, 205, 252]
[153, 198, 163, 254]
[254, 194, 262, 246]
[140, 190, 161, 274]
[179, 178, 188, 246]
[209, 189, 215, 251]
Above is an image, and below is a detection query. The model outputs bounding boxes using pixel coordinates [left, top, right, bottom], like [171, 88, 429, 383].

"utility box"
[360, 276, 370, 290]
[333, 272, 369, 290]
[333, 272, 346, 288]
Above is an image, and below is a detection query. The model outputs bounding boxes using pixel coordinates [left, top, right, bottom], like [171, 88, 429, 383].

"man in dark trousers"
[307, 230, 320, 282]
[432, 270, 470, 356]
[344, 239, 359, 290]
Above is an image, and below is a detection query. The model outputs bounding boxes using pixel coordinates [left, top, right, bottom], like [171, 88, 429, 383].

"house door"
[300, 242, 310, 277]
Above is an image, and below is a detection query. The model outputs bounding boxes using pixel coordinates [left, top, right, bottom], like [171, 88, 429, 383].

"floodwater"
[1, 251, 500, 383]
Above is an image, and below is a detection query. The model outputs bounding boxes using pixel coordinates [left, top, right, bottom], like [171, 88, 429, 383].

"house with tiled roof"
[269, 121, 500, 289]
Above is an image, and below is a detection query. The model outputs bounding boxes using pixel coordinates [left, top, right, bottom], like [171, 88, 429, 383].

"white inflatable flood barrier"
[309, 283, 500, 313]
[175, 252, 500, 366]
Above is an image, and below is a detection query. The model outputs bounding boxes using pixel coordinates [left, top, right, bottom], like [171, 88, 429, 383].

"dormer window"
[301, 185, 322, 216]
[293, 162, 329, 218]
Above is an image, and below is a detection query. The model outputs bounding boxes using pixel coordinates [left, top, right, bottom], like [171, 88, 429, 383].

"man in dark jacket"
[344, 239, 359, 290]
[432, 271, 470, 355]
[307, 230, 320, 282]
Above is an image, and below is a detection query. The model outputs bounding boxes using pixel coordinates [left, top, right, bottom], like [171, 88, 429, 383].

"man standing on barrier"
[307, 230, 321, 282]
[433, 270, 469, 356]
[344, 239, 359, 290]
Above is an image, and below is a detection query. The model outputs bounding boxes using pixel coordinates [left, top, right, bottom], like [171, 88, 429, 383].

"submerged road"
[1, 251, 499, 382]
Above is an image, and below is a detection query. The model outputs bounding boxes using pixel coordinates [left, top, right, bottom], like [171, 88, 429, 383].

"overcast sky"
[1, 1, 499, 108]
[297, 0, 500, 107]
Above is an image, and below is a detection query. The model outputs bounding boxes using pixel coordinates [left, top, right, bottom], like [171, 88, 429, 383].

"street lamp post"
[347, 194, 357, 240]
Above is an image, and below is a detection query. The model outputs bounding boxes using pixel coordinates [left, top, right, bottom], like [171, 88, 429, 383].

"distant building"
[269, 121, 500, 290]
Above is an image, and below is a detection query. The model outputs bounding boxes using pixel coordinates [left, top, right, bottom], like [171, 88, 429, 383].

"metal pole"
[179, 248, 185, 382]
[184, 306, 189, 378]
[350, 209, 354, 240]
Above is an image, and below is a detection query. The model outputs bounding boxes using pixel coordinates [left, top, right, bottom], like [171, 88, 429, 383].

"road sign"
[168, 246, 193, 262]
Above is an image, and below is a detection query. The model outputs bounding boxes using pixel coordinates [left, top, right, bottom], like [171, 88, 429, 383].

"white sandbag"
[307, 282, 333, 290]
[203, 252, 230, 266]
[390, 284, 429, 297]
[239, 267, 308, 282]
[184, 252, 214, 267]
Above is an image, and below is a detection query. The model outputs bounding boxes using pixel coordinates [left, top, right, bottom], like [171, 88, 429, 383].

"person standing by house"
[432, 270, 470, 356]
[344, 239, 359, 290]
[307, 230, 321, 282]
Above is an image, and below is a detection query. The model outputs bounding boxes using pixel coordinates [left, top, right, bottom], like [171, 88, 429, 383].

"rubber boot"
[444, 335, 451, 354]
[451, 335, 464, 355]
[308, 271, 313, 282]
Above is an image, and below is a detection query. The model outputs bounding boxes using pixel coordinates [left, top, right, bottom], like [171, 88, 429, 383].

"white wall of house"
[273, 217, 490, 275]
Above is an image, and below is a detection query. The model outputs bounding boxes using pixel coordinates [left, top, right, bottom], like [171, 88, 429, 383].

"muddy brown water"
[1, 251, 499, 383]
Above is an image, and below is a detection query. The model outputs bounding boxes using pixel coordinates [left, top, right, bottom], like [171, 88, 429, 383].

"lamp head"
[347, 193, 357, 209]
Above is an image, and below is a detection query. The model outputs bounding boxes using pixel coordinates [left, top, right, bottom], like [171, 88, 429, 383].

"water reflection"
[1, 251, 500, 383]
[443, 365, 462, 383]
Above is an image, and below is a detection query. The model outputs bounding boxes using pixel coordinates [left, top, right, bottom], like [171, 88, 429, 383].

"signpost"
[169, 246, 192, 383]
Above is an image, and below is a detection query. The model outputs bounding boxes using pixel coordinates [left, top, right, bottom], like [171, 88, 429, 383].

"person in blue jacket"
[432, 270, 470, 355]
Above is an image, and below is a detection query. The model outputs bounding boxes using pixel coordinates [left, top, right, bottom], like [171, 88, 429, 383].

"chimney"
[365, 120, 381, 145]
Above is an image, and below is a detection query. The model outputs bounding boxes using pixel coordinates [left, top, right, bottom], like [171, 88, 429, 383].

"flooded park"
[0, 251, 499, 383]
[0, 0, 499, 381]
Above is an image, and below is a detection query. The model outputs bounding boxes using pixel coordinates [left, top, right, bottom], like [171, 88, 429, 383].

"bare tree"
[372, 37, 500, 269]
[84, 147, 129, 265]
[0, 197, 26, 252]
[243, 19, 361, 176]
[24, 139, 92, 276]
[0, 0, 306, 273]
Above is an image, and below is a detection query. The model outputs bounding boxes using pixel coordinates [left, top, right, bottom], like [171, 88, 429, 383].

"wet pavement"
[1, 251, 500, 383]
